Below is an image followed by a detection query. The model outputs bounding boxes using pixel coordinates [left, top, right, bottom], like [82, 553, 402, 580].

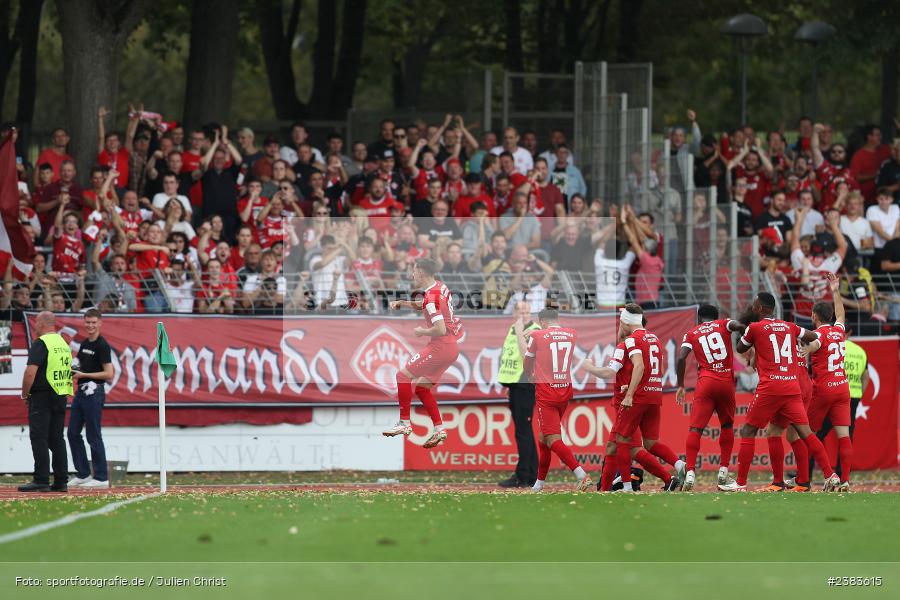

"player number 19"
[698, 332, 728, 363]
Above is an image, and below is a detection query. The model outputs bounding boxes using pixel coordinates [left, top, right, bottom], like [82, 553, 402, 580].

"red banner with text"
[21, 308, 696, 407]
[405, 336, 898, 472]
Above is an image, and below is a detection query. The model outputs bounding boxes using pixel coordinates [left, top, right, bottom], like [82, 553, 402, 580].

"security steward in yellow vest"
[19, 312, 74, 493]
[497, 302, 541, 488]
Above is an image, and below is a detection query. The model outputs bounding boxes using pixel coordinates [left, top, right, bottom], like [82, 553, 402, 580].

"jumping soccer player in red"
[675, 304, 745, 491]
[614, 303, 683, 491]
[383, 258, 463, 448]
[800, 273, 854, 492]
[582, 315, 679, 492]
[720, 292, 840, 492]
[520, 308, 593, 492]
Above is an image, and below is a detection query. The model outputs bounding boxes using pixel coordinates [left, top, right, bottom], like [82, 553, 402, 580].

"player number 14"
[768, 333, 793, 364]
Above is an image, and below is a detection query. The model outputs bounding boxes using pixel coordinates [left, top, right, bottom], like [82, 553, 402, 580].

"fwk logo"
[350, 325, 416, 395]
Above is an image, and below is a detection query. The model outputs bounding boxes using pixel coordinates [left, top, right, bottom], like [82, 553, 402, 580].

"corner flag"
[156, 322, 177, 378]
[155, 322, 175, 493]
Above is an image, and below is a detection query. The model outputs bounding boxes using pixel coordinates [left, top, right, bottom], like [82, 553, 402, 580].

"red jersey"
[681, 318, 737, 383]
[350, 257, 383, 282]
[608, 341, 630, 406]
[420, 280, 463, 341]
[453, 193, 495, 218]
[121, 208, 153, 237]
[524, 326, 577, 403]
[413, 166, 446, 200]
[134, 248, 170, 274]
[237, 195, 268, 227]
[735, 166, 771, 218]
[52, 233, 85, 273]
[623, 328, 664, 405]
[739, 318, 808, 393]
[357, 195, 395, 231]
[97, 148, 130, 187]
[181, 151, 203, 207]
[811, 322, 849, 393]
[35, 148, 74, 181]
[257, 214, 288, 248]
[815, 162, 858, 212]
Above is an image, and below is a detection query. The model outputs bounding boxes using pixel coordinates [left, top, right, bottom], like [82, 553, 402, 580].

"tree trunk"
[258, 0, 305, 119]
[328, 0, 367, 118]
[182, 0, 239, 131]
[616, 0, 643, 62]
[14, 0, 44, 153]
[503, 0, 525, 102]
[55, 0, 149, 178]
[882, 42, 899, 139]
[308, 0, 336, 115]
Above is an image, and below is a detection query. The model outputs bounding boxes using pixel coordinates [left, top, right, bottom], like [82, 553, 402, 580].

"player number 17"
[549, 341, 572, 374]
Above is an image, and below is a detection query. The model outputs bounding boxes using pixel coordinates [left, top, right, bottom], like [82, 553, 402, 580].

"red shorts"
[611, 400, 643, 446]
[615, 403, 661, 441]
[536, 399, 568, 436]
[770, 387, 812, 429]
[689, 378, 736, 430]
[799, 372, 812, 406]
[807, 389, 852, 430]
[747, 393, 808, 430]
[405, 341, 459, 383]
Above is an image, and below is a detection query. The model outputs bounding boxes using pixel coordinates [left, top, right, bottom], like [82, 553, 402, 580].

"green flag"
[156, 322, 177, 378]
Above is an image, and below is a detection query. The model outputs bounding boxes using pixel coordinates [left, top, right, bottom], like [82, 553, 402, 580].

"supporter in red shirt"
[230, 225, 254, 271]
[198, 258, 235, 314]
[81, 165, 114, 218]
[96, 106, 130, 188]
[112, 189, 154, 240]
[408, 139, 446, 200]
[252, 136, 281, 182]
[498, 152, 527, 189]
[849, 124, 891, 202]
[492, 173, 514, 216]
[182, 128, 208, 208]
[256, 194, 292, 249]
[52, 206, 86, 275]
[36, 160, 83, 240]
[129, 222, 171, 274]
[238, 180, 269, 234]
[719, 128, 746, 162]
[812, 124, 859, 212]
[33, 128, 73, 185]
[454, 173, 494, 218]
[442, 158, 465, 204]
[349, 236, 384, 291]
[728, 144, 774, 218]
[357, 178, 397, 233]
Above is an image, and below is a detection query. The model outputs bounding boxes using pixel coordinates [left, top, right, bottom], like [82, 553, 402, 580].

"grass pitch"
[1, 486, 899, 599]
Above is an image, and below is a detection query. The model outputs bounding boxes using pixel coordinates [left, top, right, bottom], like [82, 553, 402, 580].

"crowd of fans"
[3, 104, 900, 330]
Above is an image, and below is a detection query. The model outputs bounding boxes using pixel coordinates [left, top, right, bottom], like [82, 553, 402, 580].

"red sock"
[415, 386, 442, 426]
[537, 442, 551, 480]
[615, 441, 633, 485]
[648, 442, 679, 467]
[803, 434, 834, 479]
[600, 456, 617, 491]
[685, 430, 702, 472]
[634, 448, 672, 484]
[736, 437, 756, 486]
[838, 436, 853, 483]
[550, 440, 580, 471]
[397, 372, 413, 420]
[719, 425, 735, 468]
[767, 436, 785, 485]
[790, 438, 809, 484]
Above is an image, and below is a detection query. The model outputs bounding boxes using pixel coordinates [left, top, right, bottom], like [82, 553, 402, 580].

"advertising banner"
[22, 309, 696, 407]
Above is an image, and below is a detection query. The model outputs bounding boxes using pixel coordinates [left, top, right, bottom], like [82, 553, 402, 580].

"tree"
[182, 0, 240, 131]
[257, 0, 368, 120]
[0, 0, 44, 153]
[55, 0, 150, 177]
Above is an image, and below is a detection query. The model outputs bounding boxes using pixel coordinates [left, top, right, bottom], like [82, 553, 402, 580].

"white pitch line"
[0, 493, 160, 545]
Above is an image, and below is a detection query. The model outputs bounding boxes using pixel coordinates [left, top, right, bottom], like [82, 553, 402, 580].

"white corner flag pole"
[157, 322, 167, 494]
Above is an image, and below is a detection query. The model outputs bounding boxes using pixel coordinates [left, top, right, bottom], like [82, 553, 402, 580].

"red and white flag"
[0, 131, 35, 279]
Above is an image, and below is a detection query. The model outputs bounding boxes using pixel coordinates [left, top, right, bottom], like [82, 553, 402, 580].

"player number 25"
[549, 341, 572, 374]
[698, 332, 728, 363]
[827, 341, 845, 372]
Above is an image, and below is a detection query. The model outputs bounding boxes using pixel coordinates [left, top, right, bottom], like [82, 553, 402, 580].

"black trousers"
[507, 383, 537, 483]
[27, 391, 68, 485]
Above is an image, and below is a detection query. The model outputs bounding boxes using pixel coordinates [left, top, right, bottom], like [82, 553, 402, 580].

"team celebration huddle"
[383, 258, 854, 494]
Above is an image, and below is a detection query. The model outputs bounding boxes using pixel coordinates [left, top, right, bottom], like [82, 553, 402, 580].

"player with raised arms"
[582, 314, 682, 492]
[382, 257, 463, 449]
[720, 292, 841, 492]
[675, 304, 746, 491]
[799, 273, 854, 492]
[519, 308, 593, 492]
